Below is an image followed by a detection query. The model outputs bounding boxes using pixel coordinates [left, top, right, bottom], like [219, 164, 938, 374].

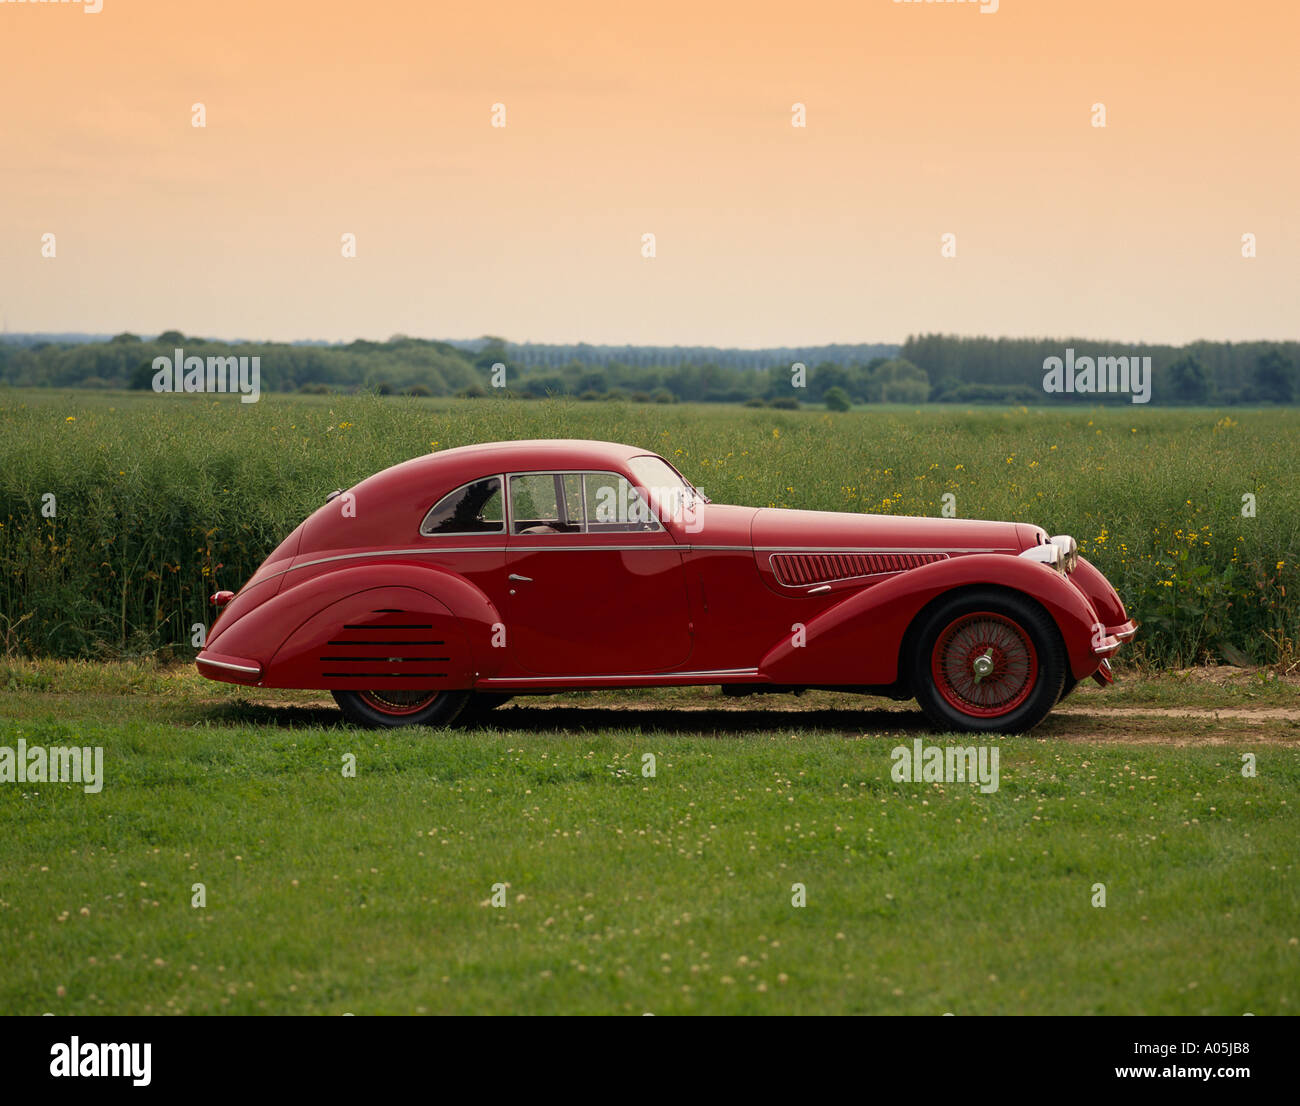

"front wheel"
[912, 591, 1066, 734]
[1057, 674, 1079, 703]
[332, 688, 470, 728]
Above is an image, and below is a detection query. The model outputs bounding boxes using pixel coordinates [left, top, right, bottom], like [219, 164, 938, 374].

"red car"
[197, 439, 1135, 733]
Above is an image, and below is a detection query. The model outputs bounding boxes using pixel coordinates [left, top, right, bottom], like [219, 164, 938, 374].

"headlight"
[1050, 534, 1079, 573]
[1018, 543, 1064, 572]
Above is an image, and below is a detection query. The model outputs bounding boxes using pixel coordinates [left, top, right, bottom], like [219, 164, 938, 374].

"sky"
[1, 0, 1296, 347]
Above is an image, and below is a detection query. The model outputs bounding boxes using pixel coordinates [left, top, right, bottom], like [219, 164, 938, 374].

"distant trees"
[1250, 350, 1296, 403]
[473, 337, 511, 372]
[903, 333, 1300, 406]
[5, 331, 1300, 407]
[448, 338, 898, 372]
[1164, 354, 1212, 404]
[866, 358, 930, 404]
[823, 386, 852, 411]
[810, 363, 850, 401]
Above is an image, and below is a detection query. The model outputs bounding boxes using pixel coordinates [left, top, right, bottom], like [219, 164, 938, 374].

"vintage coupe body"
[197, 439, 1135, 733]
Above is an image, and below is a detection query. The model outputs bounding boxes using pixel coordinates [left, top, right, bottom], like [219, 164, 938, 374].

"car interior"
[422, 472, 664, 537]
[420, 477, 505, 535]
[510, 472, 661, 535]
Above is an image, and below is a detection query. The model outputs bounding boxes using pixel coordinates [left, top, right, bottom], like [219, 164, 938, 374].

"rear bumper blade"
[1091, 658, 1114, 687]
[196, 651, 262, 684]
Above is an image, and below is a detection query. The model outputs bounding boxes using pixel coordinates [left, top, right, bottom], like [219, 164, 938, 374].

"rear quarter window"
[420, 477, 505, 536]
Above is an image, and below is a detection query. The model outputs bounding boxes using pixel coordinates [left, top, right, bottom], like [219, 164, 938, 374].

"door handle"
[508, 573, 533, 582]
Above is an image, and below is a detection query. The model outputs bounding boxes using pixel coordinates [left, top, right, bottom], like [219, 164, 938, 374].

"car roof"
[362, 439, 666, 500]
[424, 439, 653, 470]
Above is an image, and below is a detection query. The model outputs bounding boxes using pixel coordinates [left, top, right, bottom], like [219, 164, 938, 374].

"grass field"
[3, 391, 1299, 1015]
[1, 661, 1298, 1015]
[1, 389, 1298, 665]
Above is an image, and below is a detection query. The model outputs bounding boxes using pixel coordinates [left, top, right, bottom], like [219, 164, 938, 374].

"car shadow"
[204, 700, 1105, 738]
[205, 698, 934, 735]
[203, 701, 345, 729]
[476, 704, 932, 736]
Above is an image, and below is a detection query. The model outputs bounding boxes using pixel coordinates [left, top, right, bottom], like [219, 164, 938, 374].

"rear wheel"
[912, 591, 1065, 734]
[332, 688, 470, 728]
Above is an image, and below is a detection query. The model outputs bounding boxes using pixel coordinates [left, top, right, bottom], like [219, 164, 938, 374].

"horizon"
[3, 330, 1296, 353]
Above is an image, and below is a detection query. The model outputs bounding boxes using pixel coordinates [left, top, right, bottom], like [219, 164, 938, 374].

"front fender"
[759, 554, 1106, 686]
[1070, 556, 1130, 630]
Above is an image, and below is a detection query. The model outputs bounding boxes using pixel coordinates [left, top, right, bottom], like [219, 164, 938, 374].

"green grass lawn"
[2, 664, 1297, 1014]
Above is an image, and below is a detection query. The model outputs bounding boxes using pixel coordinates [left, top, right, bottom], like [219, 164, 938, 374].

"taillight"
[210, 590, 234, 607]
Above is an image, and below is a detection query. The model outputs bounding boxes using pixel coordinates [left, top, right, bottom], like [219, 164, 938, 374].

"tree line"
[1, 331, 1296, 406]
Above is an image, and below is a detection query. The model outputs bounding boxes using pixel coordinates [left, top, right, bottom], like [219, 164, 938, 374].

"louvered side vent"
[318, 609, 450, 679]
[770, 551, 949, 586]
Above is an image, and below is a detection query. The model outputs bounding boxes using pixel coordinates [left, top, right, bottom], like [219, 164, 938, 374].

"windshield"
[628, 454, 707, 528]
[630, 454, 705, 495]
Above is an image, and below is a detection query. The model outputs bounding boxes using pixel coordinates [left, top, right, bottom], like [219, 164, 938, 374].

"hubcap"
[931, 611, 1038, 718]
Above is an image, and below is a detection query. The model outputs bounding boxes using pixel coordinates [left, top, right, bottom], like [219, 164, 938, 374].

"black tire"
[911, 589, 1066, 734]
[1057, 674, 1079, 703]
[331, 688, 470, 729]
[458, 693, 514, 724]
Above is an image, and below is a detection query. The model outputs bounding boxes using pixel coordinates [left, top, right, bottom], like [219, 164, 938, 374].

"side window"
[420, 477, 504, 536]
[510, 473, 583, 535]
[584, 472, 661, 533]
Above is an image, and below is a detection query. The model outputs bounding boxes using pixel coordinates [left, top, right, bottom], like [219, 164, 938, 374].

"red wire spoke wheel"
[912, 591, 1066, 734]
[332, 688, 470, 728]
[358, 689, 442, 717]
[930, 611, 1038, 718]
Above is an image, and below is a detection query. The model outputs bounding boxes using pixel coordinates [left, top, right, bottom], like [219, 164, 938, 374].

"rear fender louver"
[769, 551, 949, 587]
[318, 611, 450, 678]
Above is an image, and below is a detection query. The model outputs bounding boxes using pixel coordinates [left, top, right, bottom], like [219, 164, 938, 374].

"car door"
[504, 470, 694, 675]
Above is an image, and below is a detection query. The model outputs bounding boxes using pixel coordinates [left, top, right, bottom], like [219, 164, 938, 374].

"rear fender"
[759, 554, 1105, 685]
[203, 564, 504, 687]
[263, 586, 472, 690]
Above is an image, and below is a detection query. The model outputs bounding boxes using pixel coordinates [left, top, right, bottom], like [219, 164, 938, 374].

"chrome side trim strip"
[256, 543, 1007, 585]
[506, 545, 680, 552]
[480, 667, 760, 684]
[754, 546, 1006, 554]
[257, 545, 685, 583]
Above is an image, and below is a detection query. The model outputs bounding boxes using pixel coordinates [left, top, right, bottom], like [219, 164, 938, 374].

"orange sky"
[1, 0, 1296, 345]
